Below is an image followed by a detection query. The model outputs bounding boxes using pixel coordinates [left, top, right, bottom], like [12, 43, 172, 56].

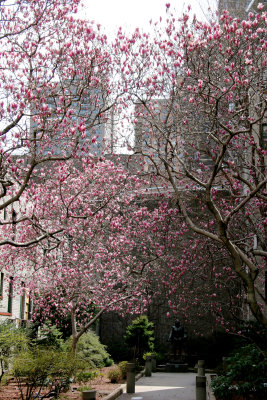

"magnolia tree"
[0, 0, 115, 247]
[2, 159, 166, 352]
[118, 5, 267, 331]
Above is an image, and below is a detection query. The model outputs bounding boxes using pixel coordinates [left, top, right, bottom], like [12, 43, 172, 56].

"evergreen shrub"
[70, 330, 113, 368]
[107, 366, 121, 383]
[124, 316, 154, 361]
[211, 344, 267, 400]
[118, 361, 128, 379]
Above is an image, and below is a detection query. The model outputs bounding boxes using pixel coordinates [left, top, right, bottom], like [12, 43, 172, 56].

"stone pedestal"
[196, 359, 206, 400]
[82, 390, 96, 400]
[127, 362, 136, 394]
[196, 375, 206, 400]
[145, 356, 152, 377]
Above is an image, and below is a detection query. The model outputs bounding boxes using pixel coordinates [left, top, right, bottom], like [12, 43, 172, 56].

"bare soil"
[0, 367, 124, 400]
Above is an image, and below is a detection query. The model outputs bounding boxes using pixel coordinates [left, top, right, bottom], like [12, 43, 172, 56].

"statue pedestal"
[165, 355, 188, 372]
[165, 362, 188, 372]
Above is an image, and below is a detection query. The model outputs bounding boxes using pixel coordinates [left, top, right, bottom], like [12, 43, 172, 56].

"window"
[20, 282, 25, 320]
[25, 292, 33, 321]
[7, 277, 13, 314]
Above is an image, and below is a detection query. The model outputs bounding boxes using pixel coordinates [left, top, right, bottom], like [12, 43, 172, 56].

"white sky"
[78, 0, 217, 35]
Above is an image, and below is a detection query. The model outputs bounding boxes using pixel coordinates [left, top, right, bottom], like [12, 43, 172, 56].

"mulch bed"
[0, 367, 124, 400]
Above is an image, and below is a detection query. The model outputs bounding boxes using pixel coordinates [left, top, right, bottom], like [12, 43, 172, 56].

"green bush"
[76, 370, 99, 384]
[143, 351, 153, 361]
[12, 348, 83, 400]
[77, 385, 93, 392]
[118, 361, 128, 379]
[105, 357, 114, 366]
[0, 322, 28, 383]
[67, 330, 113, 369]
[124, 316, 154, 361]
[211, 344, 267, 400]
[107, 366, 121, 383]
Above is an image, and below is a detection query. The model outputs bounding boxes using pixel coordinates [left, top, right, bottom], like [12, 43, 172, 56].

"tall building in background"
[31, 81, 112, 159]
[218, 0, 267, 151]
[134, 97, 215, 175]
[218, 0, 266, 18]
[134, 99, 182, 173]
[219, 0, 249, 19]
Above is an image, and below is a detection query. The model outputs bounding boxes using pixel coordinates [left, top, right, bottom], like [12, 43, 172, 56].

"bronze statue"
[168, 319, 187, 360]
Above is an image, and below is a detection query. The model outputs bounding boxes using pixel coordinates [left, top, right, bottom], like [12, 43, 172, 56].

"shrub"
[107, 366, 121, 383]
[76, 370, 99, 384]
[77, 385, 93, 392]
[105, 357, 114, 366]
[211, 344, 267, 400]
[118, 361, 128, 379]
[143, 351, 153, 361]
[67, 331, 113, 369]
[12, 348, 83, 400]
[124, 316, 154, 361]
